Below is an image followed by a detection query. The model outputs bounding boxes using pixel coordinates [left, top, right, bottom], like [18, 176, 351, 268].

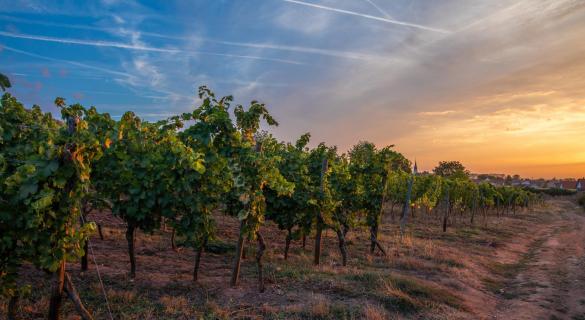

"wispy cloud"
[115, 29, 165, 88]
[0, 31, 306, 65]
[215, 79, 291, 88]
[0, 14, 385, 61]
[1, 44, 192, 102]
[418, 110, 455, 116]
[109, 112, 179, 119]
[0, 30, 181, 52]
[275, 5, 332, 34]
[363, 0, 393, 19]
[1, 44, 130, 77]
[267, 0, 585, 178]
[281, 0, 450, 34]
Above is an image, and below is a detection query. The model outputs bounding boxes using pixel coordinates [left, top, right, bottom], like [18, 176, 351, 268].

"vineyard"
[2, 87, 573, 320]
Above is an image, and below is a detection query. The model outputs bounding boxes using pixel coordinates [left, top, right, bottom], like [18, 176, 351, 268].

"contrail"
[363, 0, 393, 19]
[2, 44, 294, 102]
[2, 45, 193, 101]
[207, 41, 383, 60]
[1, 44, 131, 77]
[282, 0, 450, 34]
[0, 14, 384, 61]
[0, 30, 179, 52]
[454, 1, 527, 33]
[0, 31, 306, 65]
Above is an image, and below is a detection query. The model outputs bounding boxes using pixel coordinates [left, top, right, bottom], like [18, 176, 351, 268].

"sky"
[1, 0, 584, 179]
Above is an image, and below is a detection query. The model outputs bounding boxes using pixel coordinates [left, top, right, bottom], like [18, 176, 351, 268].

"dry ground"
[2, 196, 585, 319]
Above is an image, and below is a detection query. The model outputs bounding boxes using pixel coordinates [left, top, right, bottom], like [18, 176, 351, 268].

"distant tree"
[505, 175, 513, 185]
[433, 161, 469, 179]
[477, 174, 493, 180]
[0, 73, 11, 91]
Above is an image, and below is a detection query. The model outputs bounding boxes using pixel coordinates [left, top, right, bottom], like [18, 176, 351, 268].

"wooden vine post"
[400, 163, 416, 237]
[230, 220, 246, 287]
[48, 260, 66, 320]
[369, 165, 388, 256]
[313, 158, 328, 266]
[442, 189, 450, 233]
[254, 141, 267, 292]
[231, 141, 265, 289]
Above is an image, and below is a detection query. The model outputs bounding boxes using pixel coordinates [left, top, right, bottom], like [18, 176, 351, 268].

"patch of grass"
[389, 257, 445, 273]
[421, 254, 465, 268]
[483, 236, 547, 299]
[455, 227, 481, 237]
[493, 236, 545, 277]
[482, 276, 502, 295]
[265, 262, 338, 286]
[159, 295, 194, 316]
[390, 275, 463, 309]
[344, 272, 464, 314]
[346, 272, 381, 290]
[201, 301, 230, 320]
[272, 300, 361, 320]
[111, 293, 162, 318]
[362, 304, 388, 320]
[204, 239, 235, 254]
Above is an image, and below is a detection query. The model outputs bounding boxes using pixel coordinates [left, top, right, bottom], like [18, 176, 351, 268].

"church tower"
[413, 159, 418, 175]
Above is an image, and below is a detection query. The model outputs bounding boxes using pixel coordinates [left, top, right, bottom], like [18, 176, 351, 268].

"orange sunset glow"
[267, 1, 585, 179]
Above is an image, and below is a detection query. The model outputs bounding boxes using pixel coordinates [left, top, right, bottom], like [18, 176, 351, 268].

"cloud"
[113, 29, 165, 88]
[401, 97, 585, 178]
[0, 31, 306, 65]
[281, 0, 450, 34]
[363, 0, 393, 19]
[418, 110, 455, 116]
[1, 45, 130, 77]
[275, 5, 333, 34]
[0, 14, 385, 61]
[112, 14, 126, 24]
[131, 56, 163, 86]
[2, 44, 191, 104]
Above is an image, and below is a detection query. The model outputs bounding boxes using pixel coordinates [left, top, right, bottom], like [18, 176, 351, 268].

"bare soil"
[488, 198, 585, 320]
[2, 197, 584, 319]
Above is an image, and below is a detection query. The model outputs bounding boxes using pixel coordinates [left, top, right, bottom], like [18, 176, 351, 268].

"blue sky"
[2, 0, 432, 115]
[1, 0, 585, 177]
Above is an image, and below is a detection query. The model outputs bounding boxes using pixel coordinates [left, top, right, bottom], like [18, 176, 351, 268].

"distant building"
[472, 175, 582, 190]
[546, 180, 561, 189]
[533, 179, 547, 188]
[520, 180, 532, 187]
[560, 180, 578, 190]
[577, 179, 585, 191]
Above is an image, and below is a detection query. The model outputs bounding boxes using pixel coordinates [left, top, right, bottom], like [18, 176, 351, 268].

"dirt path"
[490, 199, 585, 320]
